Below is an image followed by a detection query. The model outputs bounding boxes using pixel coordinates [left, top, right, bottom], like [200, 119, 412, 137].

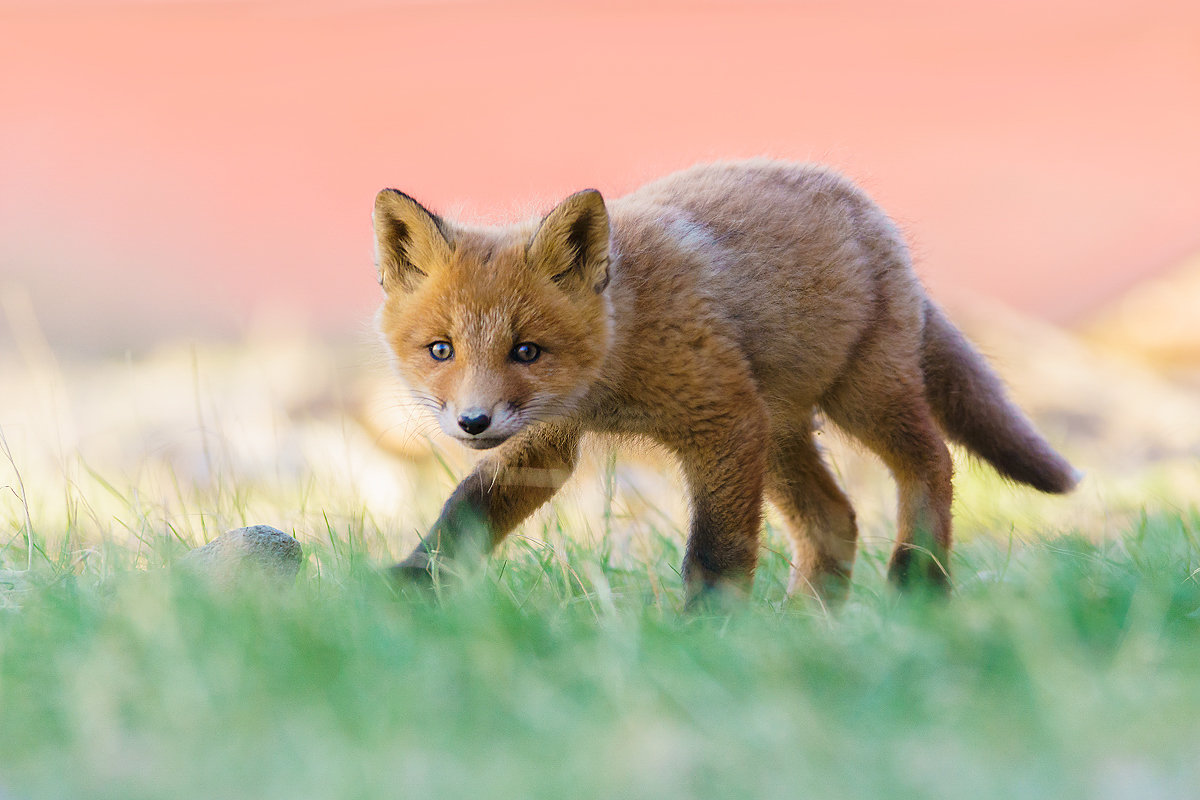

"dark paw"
[789, 569, 852, 610]
[387, 556, 437, 598]
[887, 547, 951, 596]
[682, 570, 751, 615]
[389, 562, 433, 583]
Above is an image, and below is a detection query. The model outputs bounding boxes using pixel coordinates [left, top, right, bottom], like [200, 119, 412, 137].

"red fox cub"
[374, 159, 1077, 604]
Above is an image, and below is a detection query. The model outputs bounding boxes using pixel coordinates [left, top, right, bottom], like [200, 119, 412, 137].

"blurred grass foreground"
[2, 288, 1200, 799]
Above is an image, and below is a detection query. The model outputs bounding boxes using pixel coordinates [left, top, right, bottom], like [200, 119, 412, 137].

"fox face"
[375, 189, 612, 449]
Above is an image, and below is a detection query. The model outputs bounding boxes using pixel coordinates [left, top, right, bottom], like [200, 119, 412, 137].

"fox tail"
[920, 299, 1078, 494]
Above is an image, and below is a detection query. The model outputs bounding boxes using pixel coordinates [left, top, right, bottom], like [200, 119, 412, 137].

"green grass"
[2, 512, 1199, 800]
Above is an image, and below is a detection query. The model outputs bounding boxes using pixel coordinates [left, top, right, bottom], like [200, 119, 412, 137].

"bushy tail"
[920, 300, 1078, 494]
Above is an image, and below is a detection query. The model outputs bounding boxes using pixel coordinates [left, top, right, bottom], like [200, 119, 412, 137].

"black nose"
[457, 409, 491, 435]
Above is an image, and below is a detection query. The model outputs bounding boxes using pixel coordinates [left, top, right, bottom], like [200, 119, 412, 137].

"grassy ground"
[1, 513, 1199, 800]
[2, 335, 1200, 799]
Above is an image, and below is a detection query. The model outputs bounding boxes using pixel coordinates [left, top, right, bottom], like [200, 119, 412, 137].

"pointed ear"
[526, 189, 611, 295]
[373, 189, 452, 292]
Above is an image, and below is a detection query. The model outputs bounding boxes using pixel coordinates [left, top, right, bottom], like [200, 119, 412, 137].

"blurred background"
[4, 0, 1199, 347]
[1, 0, 1199, 564]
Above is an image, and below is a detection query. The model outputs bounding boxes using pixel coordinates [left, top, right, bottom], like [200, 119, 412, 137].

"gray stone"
[179, 525, 303, 588]
[0, 569, 35, 611]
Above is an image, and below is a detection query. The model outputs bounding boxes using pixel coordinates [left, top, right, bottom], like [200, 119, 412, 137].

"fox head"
[374, 188, 613, 449]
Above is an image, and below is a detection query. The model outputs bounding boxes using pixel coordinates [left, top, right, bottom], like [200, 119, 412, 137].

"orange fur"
[374, 159, 1077, 604]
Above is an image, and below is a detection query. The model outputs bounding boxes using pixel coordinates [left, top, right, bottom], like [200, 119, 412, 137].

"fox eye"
[428, 341, 454, 361]
[511, 342, 541, 363]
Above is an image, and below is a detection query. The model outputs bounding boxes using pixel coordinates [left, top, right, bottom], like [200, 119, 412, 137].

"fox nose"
[457, 409, 491, 436]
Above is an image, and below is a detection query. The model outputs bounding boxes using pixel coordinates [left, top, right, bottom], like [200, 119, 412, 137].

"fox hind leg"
[823, 370, 954, 592]
[765, 424, 859, 605]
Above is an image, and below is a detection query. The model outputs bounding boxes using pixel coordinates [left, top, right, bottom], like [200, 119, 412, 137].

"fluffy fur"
[374, 159, 1077, 604]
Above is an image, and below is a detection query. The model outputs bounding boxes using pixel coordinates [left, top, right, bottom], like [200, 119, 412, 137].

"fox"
[373, 158, 1078, 605]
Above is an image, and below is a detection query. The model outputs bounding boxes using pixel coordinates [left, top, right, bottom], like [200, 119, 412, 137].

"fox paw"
[887, 547, 951, 597]
[387, 557, 438, 598]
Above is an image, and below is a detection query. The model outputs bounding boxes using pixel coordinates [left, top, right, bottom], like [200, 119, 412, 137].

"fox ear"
[527, 189, 610, 295]
[374, 189, 452, 292]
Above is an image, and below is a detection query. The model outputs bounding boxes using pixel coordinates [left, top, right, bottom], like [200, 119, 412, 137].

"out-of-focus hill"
[951, 296, 1200, 473]
[1081, 251, 1200, 385]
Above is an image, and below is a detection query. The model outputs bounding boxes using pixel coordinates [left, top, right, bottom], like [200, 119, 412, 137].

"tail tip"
[1009, 448, 1081, 495]
[1040, 461, 1083, 495]
[1066, 466, 1086, 491]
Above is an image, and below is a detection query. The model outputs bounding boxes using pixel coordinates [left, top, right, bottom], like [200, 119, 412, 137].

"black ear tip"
[378, 187, 416, 202]
[375, 190, 444, 229]
[569, 188, 607, 215]
[375, 188, 403, 209]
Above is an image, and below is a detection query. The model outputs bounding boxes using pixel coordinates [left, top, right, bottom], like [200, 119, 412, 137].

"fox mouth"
[456, 435, 510, 450]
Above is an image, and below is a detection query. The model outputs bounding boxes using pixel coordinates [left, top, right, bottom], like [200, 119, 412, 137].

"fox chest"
[575, 379, 709, 445]
[577, 396, 663, 438]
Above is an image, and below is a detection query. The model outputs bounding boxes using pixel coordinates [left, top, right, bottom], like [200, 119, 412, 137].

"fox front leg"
[673, 407, 770, 608]
[391, 426, 580, 587]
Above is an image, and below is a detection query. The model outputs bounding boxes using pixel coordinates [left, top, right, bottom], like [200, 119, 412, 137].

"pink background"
[2, 0, 1198, 350]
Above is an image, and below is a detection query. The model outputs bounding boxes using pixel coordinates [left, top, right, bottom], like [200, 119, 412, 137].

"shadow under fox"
[373, 159, 1077, 604]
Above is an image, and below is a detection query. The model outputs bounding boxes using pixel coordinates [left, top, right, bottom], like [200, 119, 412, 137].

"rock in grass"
[0, 569, 35, 611]
[179, 525, 302, 588]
